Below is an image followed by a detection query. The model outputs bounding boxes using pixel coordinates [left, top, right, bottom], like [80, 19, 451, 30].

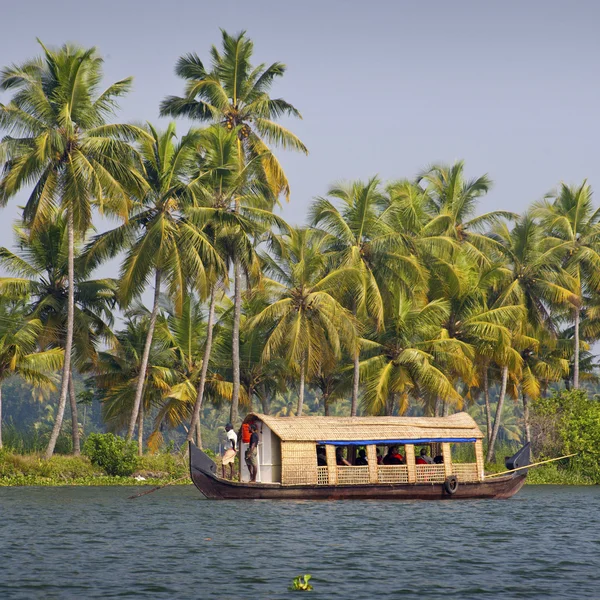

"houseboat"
[189, 412, 530, 500]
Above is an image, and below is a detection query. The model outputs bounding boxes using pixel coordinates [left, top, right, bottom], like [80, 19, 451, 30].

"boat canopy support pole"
[405, 444, 416, 483]
[366, 445, 378, 483]
[442, 443, 453, 478]
[475, 440, 485, 481]
[326, 445, 338, 485]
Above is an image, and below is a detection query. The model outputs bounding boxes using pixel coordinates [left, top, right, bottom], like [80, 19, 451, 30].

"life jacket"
[415, 457, 427, 465]
[241, 423, 251, 444]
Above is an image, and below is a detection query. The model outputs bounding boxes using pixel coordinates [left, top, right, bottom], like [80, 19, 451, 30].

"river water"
[0, 485, 599, 599]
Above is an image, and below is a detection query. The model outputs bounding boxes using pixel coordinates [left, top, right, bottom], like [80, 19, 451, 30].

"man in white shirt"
[222, 423, 238, 479]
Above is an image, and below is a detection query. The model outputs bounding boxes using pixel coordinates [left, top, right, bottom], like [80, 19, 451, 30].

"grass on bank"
[0, 450, 190, 486]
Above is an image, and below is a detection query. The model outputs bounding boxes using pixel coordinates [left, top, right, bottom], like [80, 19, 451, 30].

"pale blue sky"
[1, 0, 599, 266]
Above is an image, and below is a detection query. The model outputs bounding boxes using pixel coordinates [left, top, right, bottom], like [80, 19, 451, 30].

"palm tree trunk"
[351, 351, 360, 417]
[187, 286, 217, 444]
[573, 305, 580, 389]
[127, 269, 162, 440]
[442, 401, 449, 417]
[0, 384, 3, 450]
[486, 365, 508, 463]
[483, 366, 492, 444]
[324, 394, 330, 416]
[45, 210, 75, 459]
[297, 359, 306, 416]
[137, 403, 144, 456]
[522, 393, 531, 444]
[230, 259, 242, 426]
[69, 372, 80, 456]
[434, 396, 441, 417]
[196, 421, 202, 448]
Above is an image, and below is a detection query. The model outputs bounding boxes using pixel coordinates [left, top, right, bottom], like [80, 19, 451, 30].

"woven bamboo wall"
[405, 444, 416, 483]
[475, 440, 484, 481]
[281, 441, 318, 485]
[452, 463, 479, 482]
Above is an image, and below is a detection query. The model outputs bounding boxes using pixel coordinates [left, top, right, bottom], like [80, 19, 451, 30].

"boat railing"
[452, 463, 479, 482]
[377, 465, 409, 484]
[317, 466, 329, 485]
[337, 465, 370, 485]
[415, 464, 446, 483]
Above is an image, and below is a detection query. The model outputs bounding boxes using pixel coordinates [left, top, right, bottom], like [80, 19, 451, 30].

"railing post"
[442, 442, 453, 478]
[326, 445, 338, 485]
[405, 444, 416, 483]
[475, 440, 485, 481]
[366, 444, 378, 483]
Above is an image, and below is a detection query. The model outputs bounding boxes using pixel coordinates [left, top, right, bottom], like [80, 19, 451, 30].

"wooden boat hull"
[189, 442, 526, 500]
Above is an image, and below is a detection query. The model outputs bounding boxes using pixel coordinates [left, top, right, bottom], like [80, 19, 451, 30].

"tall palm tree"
[161, 31, 307, 425]
[83, 123, 223, 440]
[0, 41, 145, 458]
[534, 181, 600, 388]
[0, 301, 63, 449]
[0, 214, 117, 455]
[310, 177, 425, 415]
[248, 228, 359, 415]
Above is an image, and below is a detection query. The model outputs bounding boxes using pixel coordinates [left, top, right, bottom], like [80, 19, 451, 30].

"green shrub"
[83, 433, 138, 476]
[531, 390, 600, 483]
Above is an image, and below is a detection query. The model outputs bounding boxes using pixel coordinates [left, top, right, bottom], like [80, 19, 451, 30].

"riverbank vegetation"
[1, 32, 600, 485]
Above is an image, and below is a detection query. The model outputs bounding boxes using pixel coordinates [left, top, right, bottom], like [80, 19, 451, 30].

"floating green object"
[290, 575, 313, 591]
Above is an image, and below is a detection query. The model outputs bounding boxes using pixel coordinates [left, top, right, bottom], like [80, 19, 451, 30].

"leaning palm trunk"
[522, 393, 531, 444]
[0, 385, 3, 450]
[297, 359, 306, 416]
[230, 259, 242, 426]
[187, 287, 217, 446]
[127, 269, 162, 440]
[138, 404, 144, 456]
[483, 366, 492, 443]
[350, 351, 360, 417]
[45, 211, 75, 459]
[486, 365, 509, 463]
[68, 372, 80, 456]
[573, 305, 580, 389]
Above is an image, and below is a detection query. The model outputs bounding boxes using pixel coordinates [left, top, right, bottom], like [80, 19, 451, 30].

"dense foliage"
[83, 433, 138, 476]
[0, 31, 599, 472]
[531, 390, 600, 481]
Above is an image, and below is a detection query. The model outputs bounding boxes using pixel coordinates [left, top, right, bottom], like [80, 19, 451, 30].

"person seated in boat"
[416, 447, 434, 465]
[376, 448, 383, 465]
[433, 454, 444, 464]
[245, 424, 259, 482]
[382, 445, 404, 465]
[221, 423, 238, 479]
[336, 447, 352, 466]
[355, 448, 368, 466]
[316, 446, 327, 466]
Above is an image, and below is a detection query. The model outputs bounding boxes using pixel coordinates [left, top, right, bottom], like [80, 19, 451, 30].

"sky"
[1, 0, 599, 274]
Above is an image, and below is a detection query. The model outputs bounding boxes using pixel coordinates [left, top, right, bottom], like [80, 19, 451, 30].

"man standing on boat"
[222, 423, 237, 479]
[245, 424, 259, 482]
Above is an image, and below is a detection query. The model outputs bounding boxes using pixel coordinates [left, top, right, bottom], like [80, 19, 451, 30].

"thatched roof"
[243, 412, 483, 443]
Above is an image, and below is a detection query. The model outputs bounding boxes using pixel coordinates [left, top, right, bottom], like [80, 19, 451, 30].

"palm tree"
[0, 214, 117, 454]
[0, 41, 145, 458]
[161, 31, 307, 426]
[534, 181, 600, 388]
[83, 123, 223, 440]
[310, 177, 425, 415]
[248, 228, 359, 415]
[0, 301, 63, 449]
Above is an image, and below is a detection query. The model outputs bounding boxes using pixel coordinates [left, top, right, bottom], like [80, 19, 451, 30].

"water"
[0, 485, 599, 599]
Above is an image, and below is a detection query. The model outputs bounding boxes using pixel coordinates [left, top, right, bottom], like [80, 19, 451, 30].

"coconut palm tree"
[83, 123, 224, 440]
[0, 214, 117, 454]
[0, 41, 145, 458]
[161, 31, 307, 427]
[534, 181, 600, 388]
[248, 228, 359, 415]
[310, 177, 426, 415]
[0, 301, 63, 449]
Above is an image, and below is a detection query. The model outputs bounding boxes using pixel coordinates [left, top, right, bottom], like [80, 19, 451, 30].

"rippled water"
[1, 485, 599, 599]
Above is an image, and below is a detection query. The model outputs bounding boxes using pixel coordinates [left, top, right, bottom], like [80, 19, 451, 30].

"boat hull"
[189, 443, 526, 500]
